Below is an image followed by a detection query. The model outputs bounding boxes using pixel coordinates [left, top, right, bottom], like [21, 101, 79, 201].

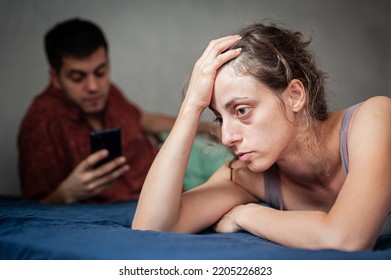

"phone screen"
[90, 128, 122, 168]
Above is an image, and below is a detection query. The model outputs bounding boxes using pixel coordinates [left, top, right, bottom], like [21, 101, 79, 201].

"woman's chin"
[246, 163, 263, 173]
[246, 161, 274, 173]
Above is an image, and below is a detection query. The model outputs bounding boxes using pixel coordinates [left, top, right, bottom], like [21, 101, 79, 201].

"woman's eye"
[236, 107, 249, 116]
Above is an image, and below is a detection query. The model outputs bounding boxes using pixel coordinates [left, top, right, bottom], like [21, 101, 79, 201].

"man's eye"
[69, 74, 85, 83]
[95, 70, 106, 78]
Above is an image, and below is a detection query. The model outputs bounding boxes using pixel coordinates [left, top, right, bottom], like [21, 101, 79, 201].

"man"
[18, 18, 176, 204]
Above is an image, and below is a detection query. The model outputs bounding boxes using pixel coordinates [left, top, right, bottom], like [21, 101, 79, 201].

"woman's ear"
[287, 79, 306, 113]
[49, 68, 61, 90]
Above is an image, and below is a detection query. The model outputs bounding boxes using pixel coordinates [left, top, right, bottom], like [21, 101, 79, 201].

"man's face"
[51, 47, 110, 115]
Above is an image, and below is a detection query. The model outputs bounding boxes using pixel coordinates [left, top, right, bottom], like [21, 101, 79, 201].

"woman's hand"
[214, 203, 259, 233]
[183, 35, 242, 112]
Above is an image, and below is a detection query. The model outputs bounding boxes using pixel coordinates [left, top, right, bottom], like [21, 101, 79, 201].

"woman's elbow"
[131, 220, 165, 231]
[132, 219, 195, 234]
[131, 218, 179, 232]
[319, 228, 375, 251]
[131, 221, 148, 231]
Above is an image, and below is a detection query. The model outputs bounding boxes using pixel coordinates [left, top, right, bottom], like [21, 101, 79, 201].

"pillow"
[158, 133, 234, 191]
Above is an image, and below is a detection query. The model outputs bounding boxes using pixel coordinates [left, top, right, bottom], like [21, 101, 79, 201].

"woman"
[132, 23, 391, 251]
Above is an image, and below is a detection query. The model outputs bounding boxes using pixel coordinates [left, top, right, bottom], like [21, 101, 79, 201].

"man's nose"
[86, 76, 98, 92]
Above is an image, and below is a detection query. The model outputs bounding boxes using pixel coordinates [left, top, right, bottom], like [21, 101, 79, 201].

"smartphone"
[90, 128, 122, 168]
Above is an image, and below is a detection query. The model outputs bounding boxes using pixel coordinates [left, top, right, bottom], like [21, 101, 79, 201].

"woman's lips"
[237, 152, 252, 162]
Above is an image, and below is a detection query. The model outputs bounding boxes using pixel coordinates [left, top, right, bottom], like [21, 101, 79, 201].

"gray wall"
[0, 0, 390, 196]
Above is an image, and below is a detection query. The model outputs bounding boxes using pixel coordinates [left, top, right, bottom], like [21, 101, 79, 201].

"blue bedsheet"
[1, 197, 391, 260]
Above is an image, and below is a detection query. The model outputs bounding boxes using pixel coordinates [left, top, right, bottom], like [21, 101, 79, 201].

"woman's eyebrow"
[224, 97, 249, 109]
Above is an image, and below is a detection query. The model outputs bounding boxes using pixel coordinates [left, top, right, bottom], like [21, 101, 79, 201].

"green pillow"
[158, 133, 234, 191]
[184, 136, 234, 190]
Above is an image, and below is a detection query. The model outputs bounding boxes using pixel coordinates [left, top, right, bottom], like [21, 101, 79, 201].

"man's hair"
[44, 18, 108, 72]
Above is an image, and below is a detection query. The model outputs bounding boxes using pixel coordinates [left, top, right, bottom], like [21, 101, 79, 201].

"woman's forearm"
[235, 204, 374, 251]
[237, 206, 328, 249]
[132, 103, 203, 231]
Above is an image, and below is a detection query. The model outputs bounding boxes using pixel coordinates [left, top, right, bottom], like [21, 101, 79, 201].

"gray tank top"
[264, 103, 391, 235]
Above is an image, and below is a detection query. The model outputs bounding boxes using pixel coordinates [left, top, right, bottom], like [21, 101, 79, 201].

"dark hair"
[226, 23, 328, 122]
[44, 18, 108, 72]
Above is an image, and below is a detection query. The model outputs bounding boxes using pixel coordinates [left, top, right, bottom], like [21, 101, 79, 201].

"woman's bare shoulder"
[357, 96, 391, 115]
[350, 96, 391, 130]
[346, 96, 391, 165]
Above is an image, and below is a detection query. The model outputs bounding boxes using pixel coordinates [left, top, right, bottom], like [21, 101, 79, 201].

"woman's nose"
[221, 122, 241, 147]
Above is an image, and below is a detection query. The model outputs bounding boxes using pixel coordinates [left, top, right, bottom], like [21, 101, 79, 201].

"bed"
[1, 196, 391, 260]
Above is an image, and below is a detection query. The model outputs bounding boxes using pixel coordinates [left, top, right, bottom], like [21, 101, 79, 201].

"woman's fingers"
[195, 35, 242, 77]
[202, 48, 242, 74]
[198, 35, 241, 64]
[184, 35, 242, 111]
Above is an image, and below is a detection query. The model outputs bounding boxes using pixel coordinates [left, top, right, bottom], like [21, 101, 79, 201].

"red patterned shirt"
[18, 84, 158, 203]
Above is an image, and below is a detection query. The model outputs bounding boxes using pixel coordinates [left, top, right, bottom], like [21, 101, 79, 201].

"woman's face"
[210, 69, 296, 172]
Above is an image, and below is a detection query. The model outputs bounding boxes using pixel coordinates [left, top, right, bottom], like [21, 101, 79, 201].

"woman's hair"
[225, 22, 328, 122]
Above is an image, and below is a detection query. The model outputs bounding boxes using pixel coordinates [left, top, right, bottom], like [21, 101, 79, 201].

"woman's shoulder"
[357, 96, 391, 112]
[346, 96, 391, 151]
[352, 96, 391, 125]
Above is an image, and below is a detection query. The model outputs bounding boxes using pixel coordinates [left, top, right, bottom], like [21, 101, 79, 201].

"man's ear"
[287, 79, 306, 113]
[49, 68, 61, 90]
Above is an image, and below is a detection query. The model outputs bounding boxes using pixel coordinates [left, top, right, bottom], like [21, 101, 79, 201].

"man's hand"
[41, 149, 129, 204]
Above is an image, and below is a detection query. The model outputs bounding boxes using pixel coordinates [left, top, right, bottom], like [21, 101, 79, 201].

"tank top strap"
[339, 103, 363, 174]
[264, 164, 283, 210]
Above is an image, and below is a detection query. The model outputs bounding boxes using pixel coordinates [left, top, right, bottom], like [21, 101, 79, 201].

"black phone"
[90, 128, 122, 168]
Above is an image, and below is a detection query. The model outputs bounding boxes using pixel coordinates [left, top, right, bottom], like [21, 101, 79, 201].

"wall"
[0, 0, 389, 196]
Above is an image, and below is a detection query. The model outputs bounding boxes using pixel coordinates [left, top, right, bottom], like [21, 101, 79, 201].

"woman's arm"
[135, 98, 257, 233]
[132, 35, 243, 232]
[216, 96, 391, 251]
